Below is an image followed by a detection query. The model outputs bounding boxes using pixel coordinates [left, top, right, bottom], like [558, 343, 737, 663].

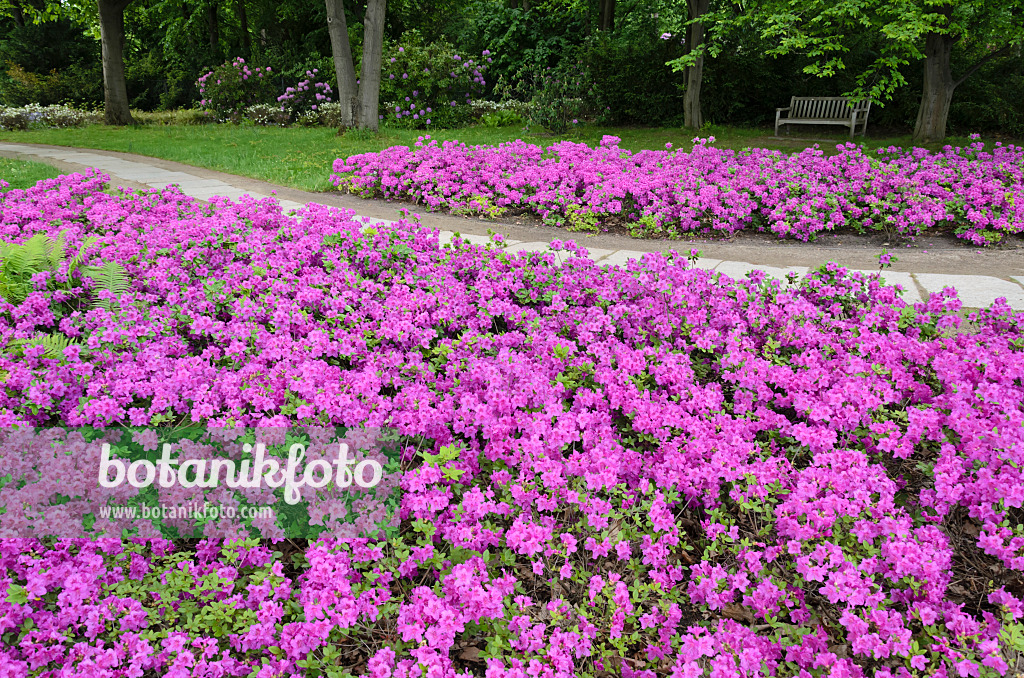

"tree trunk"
[236, 0, 250, 57]
[598, 0, 614, 31]
[207, 3, 220, 56]
[11, 1, 25, 27]
[913, 31, 956, 143]
[357, 0, 386, 131]
[326, 0, 359, 128]
[97, 0, 134, 126]
[913, 4, 955, 143]
[683, 0, 709, 130]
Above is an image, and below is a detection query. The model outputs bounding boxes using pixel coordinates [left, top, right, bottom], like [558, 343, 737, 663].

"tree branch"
[953, 42, 1014, 88]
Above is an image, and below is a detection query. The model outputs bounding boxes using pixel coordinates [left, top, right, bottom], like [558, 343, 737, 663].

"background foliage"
[0, 0, 1021, 135]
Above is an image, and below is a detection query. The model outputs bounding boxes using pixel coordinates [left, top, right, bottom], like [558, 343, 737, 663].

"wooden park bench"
[774, 96, 871, 138]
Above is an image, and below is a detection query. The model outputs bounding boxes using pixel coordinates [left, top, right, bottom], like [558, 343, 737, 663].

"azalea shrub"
[332, 136, 1024, 246]
[197, 57, 276, 120]
[381, 31, 492, 129]
[1, 171, 1024, 676]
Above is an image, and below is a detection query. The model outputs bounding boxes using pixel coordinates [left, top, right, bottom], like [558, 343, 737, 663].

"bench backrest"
[790, 96, 871, 119]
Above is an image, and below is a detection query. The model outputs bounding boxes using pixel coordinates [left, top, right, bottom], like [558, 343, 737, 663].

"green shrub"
[500, 57, 594, 134]
[380, 30, 491, 129]
[480, 109, 524, 127]
[0, 61, 102, 108]
[197, 57, 277, 120]
[583, 31, 685, 126]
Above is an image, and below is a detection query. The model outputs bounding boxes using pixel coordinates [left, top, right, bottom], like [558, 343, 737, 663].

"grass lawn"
[0, 157, 63, 190]
[0, 121, 1008, 193]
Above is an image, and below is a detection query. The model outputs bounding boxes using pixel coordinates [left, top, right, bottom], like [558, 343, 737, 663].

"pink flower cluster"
[1, 171, 1023, 676]
[197, 57, 274, 117]
[278, 69, 332, 116]
[331, 137, 1024, 245]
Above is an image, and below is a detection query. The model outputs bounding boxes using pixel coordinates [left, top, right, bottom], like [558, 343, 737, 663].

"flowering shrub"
[381, 32, 492, 129]
[277, 69, 333, 121]
[0, 103, 87, 130]
[1, 171, 1024, 676]
[332, 137, 1024, 245]
[242, 103, 289, 126]
[197, 57, 276, 119]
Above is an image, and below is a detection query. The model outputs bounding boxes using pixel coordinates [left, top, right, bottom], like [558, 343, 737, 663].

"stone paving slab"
[581, 248, 616, 262]
[599, 250, 646, 268]
[713, 261, 809, 282]
[916, 273, 1024, 309]
[847, 270, 923, 305]
[2, 142, 1023, 310]
[504, 241, 552, 255]
[175, 178, 233, 190]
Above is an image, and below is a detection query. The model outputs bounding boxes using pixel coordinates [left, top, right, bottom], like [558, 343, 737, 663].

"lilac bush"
[0, 171, 1023, 676]
[332, 136, 1024, 245]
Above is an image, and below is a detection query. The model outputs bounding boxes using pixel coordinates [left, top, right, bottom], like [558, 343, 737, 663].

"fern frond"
[8, 334, 82, 360]
[69, 236, 100, 273]
[46, 231, 67, 272]
[0, 233, 52, 305]
[1, 234, 49, 275]
[82, 260, 130, 310]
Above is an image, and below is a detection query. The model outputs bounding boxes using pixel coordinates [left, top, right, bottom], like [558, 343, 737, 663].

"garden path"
[2, 142, 1023, 309]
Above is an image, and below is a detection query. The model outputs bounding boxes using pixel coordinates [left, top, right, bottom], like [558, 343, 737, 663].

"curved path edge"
[1, 141, 1023, 310]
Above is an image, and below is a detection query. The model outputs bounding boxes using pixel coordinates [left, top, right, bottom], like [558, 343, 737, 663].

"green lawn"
[0, 157, 63, 190]
[0, 121, 1005, 193]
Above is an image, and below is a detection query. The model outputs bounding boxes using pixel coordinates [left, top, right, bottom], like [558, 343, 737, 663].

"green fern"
[82, 260, 129, 309]
[8, 334, 84, 360]
[0, 233, 51, 305]
[0, 232, 100, 306]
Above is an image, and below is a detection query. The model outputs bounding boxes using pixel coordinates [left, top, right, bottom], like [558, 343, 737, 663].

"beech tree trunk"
[237, 0, 250, 57]
[97, 0, 134, 126]
[683, 0, 709, 130]
[358, 0, 386, 131]
[325, 0, 358, 127]
[913, 5, 955, 143]
[598, 0, 614, 31]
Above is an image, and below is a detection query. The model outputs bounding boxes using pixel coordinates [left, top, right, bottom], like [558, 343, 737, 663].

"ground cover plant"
[332, 135, 1024, 246]
[0, 169, 1023, 676]
[3, 122, 1015, 193]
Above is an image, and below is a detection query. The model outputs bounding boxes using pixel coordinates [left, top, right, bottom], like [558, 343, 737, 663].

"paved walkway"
[2, 142, 1023, 310]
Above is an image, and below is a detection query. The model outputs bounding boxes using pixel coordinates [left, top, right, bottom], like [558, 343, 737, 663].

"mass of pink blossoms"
[331, 136, 1024, 246]
[1, 170, 1023, 677]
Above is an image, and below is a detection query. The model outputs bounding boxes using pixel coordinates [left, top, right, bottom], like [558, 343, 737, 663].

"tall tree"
[598, 0, 614, 31]
[96, 0, 134, 125]
[324, 0, 387, 132]
[689, 0, 1024, 142]
[681, 0, 708, 129]
[236, 0, 249, 56]
[358, 0, 386, 131]
[1, 0, 135, 124]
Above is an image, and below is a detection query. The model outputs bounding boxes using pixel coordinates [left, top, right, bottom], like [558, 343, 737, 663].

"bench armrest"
[776, 107, 791, 112]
